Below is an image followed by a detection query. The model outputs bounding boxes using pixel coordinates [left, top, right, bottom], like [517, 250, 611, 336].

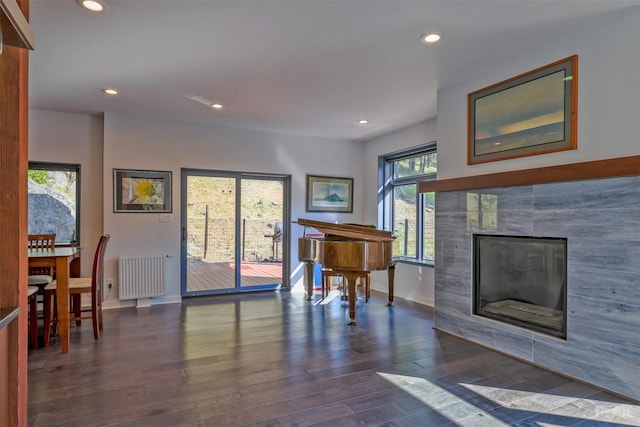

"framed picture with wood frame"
[306, 175, 354, 213]
[113, 169, 172, 212]
[468, 55, 578, 165]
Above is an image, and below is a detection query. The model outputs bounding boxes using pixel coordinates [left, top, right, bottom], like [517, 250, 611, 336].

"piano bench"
[321, 269, 370, 302]
[358, 273, 371, 302]
[321, 269, 342, 298]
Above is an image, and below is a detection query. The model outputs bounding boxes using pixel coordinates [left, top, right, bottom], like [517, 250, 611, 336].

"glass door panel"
[185, 175, 237, 293]
[182, 170, 289, 297]
[239, 178, 284, 288]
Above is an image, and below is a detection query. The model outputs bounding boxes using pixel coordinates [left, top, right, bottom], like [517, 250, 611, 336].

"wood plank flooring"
[27, 290, 639, 426]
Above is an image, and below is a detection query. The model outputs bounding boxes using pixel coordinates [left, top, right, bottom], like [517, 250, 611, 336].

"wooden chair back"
[28, 233, 57, 276]
[91, 235, 110, 310]
[28, 233, 56, 250]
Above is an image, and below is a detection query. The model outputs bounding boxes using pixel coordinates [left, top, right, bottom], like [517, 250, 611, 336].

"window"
[28, 162, 80, 245]
[379, 143, 436, 263]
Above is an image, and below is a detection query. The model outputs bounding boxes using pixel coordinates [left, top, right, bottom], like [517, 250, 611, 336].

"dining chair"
[28, 233, 56, 250]
[27, 286, 40, 349]
[27, 233, 57, 347]
[43, 234, 110, 347]
[27, 233, 56, 287]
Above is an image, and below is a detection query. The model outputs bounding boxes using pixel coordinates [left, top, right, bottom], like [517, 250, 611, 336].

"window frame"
[28, 161, 81, 245]
[378, 142, 436, 265]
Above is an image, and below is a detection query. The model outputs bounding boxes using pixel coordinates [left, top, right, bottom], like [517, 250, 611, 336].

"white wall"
[28, 109, 104, 278]
[29, 7, 637, 311]
[437, 7, 639, 180]
[28, 110, 365, 308]
[101, 113, 365, 307]
[362, 119, 437, 306]
[29, 106, 431, 308]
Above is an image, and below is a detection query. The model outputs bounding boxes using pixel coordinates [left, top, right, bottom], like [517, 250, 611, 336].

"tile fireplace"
[427, 165, 640, 402]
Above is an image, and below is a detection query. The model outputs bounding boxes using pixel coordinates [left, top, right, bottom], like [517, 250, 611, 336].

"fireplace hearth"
[473, 234, 567, 338]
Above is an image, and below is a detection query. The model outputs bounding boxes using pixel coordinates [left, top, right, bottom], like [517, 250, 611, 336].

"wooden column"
[0, 0, 30, 425]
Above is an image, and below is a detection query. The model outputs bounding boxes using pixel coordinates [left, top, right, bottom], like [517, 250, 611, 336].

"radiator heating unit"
[118, 255, 166, 300]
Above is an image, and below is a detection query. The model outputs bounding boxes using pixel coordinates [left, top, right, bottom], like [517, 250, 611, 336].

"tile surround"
[434, 176, 640, 401]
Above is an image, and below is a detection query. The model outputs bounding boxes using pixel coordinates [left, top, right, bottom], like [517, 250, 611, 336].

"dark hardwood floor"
[27, 289, 639, 426]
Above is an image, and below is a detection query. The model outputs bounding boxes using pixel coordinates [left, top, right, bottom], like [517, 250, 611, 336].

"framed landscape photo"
[468, 55, 578, 165]
[306, 175, 353, 213]
[114, 169, 172, 213]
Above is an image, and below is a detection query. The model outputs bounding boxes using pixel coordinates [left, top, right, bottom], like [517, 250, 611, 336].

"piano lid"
[294, 218, 395, 242]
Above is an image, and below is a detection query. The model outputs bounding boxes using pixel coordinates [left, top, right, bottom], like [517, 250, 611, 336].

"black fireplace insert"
[473, 234, 567, 338]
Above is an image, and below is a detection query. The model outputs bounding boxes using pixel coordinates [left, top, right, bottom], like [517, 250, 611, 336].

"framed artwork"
[306, 175, 353, 213]
[113, 169, 172, 212]
[468, 55, 578, 165]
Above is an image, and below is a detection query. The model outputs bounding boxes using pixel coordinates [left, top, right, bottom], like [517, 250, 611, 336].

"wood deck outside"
[187, 260, 283, 291]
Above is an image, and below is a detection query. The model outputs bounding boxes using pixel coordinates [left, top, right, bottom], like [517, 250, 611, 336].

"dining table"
[28, 246, 81, 353]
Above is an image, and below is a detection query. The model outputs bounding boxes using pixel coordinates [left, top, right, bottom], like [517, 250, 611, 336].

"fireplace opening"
[473, 234, 567, 339]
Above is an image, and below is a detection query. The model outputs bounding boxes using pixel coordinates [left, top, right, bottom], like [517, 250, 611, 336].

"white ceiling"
[27, 0, 638, 141]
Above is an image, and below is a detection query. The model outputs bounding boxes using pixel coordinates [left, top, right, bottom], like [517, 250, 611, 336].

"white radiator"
[118, 255, 166, 300]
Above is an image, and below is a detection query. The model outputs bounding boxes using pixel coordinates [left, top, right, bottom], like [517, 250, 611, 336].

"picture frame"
[113, 169, 172, 213]
[306, 175, 353, 213]
[468, 55, 578, 165]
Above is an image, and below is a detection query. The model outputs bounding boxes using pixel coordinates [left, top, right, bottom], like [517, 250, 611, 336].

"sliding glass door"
[181, 169, 290, 296]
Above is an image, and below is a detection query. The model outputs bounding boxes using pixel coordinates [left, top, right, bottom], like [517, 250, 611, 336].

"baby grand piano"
[296, 218, 396, 325]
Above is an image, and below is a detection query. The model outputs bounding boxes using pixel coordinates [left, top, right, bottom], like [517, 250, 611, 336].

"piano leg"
[303, 261, 315, 300]
[387, 261, 396, 307]
[342, 271, 362, 325]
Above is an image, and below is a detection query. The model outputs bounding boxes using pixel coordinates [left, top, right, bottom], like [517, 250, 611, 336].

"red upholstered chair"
[43, 235, 110, 346]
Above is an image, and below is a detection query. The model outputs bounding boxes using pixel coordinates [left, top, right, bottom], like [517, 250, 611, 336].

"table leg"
[55, 257, 70, 353]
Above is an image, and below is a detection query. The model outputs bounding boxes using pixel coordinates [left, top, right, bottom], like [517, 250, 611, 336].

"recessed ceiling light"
[102, 88, 119, 95]
[420, 33, 441, 44]
[77, 0, 107, 12]
[185, 94, 225, 111]
[357, 119, 368, 125]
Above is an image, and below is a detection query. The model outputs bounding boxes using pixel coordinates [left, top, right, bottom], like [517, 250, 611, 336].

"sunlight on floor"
[290, 263, 306, 295]
[291, 284, 305, 295]
[317, 290, 341, 305]
[377, 372, 507, 426]
[460, 382, 640, 424]
[378, 373, 640, 426]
